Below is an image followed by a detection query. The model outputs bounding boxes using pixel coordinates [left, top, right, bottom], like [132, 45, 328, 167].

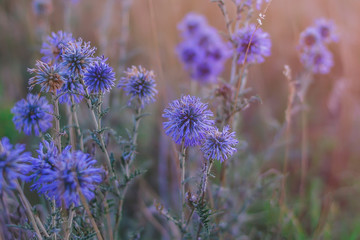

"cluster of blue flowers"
[177, 13, 231, 83]
[163, 95, 238, 162]
[299, 19, 338, 74]
[6, 30, 159, 209]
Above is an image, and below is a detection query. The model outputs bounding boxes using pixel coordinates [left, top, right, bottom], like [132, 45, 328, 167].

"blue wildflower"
[34, 147, 103, 208]
[58, 74, 85, 104]
[83, 57, 115, 94]
[0, 137, 33, 191]
[61, 38, 96, 76]
[163, 95, 214, 147]
[12, 94, 53, 136]
[118, 66, 157, 108]
[28, 60, 64, 93]
[40, 31, 74, 64]
[234, 24, 271, 64]
[300, 45, 334, 74]
[201, 126, 238, 162]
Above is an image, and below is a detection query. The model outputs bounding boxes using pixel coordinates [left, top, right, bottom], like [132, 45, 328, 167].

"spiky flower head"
[33, 147, 103, 208]
[163, 95, 214, 147]
[28, 61, 64, 93]
[12, 94, 53, 136]
[41, 31, 74, 64]
[314, 18, 338, 43]
[0, 137, 33, 191]
[201, 126, 238, 162]
[58, 74, 85, 105]
[83, 57, 115, 94]
[61, 38, 96, 76]
[118, 66, 158, 108]
[233, 24, 271, 64]
[300, 45, 334, 74]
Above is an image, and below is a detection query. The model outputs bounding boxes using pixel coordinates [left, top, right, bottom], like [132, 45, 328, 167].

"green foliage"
[0, 107, 18, 139]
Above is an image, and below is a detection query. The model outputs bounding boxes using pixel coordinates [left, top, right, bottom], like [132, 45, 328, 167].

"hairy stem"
[114, 107, 142, 239]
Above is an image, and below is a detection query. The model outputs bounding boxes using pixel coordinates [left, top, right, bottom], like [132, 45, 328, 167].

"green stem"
[114, 107, 142, 239]
[179, 140, 186, 228]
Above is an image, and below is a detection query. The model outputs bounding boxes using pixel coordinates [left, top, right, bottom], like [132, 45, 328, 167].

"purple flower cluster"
[177, 13, 230, 83]
[12, 94, 53, 136]
[31, 143, 103, 208]
[233, 24, 271, 65]
[0, 137, 33, 191]
[163, 96, 238, 161]
[118, 65, 158, 108]
[299, 19, 337, 74]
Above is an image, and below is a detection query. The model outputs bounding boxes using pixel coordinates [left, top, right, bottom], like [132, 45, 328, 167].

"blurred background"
[1, 0, 360, 238]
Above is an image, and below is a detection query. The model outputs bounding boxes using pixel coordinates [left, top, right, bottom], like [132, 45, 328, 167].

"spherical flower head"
[83, 57, 116, 94]
[41, 31, 74, 64]
[32, 0, 53, 17]
[12, 94, 53, 136]
[35, 148, 103, 208]
[163, 95, 214, 147]
[178, 13, 208, 38]
[118, 66, 158, 108]
[58, 74, 85, 104]
[28, 61, 64, 93]
[299, 27, 321, 49]
[201, 126, 238, 162]
[314, 18, 338, 43]
[234, 24, 271, 64]
[61, 38, 96, 77]
[300, 45, 334, 75]
[0, 137, 33, 191]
